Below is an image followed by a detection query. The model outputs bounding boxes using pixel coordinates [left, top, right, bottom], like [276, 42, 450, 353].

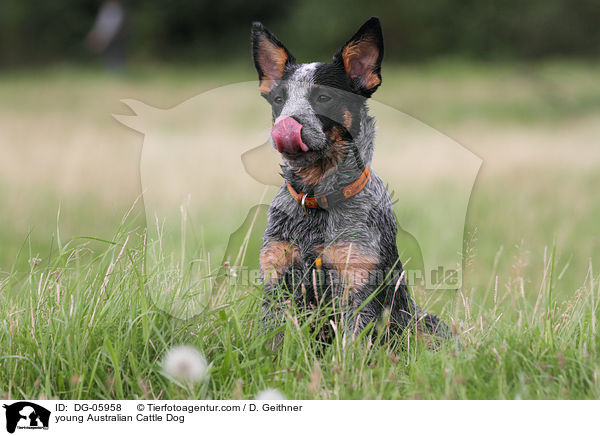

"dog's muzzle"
[271, 116, 309, 154]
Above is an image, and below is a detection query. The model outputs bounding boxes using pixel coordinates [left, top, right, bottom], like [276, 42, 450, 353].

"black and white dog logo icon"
[2, 402, 50, 433]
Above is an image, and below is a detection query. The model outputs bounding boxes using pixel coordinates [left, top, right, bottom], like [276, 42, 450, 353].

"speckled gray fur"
[253, 18, 451, 342]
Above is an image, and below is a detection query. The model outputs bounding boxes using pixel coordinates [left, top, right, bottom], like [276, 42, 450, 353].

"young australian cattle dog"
[252, 17, 450, 342]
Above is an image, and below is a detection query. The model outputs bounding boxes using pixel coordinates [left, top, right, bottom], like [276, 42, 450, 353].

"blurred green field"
[2, 60, 599, 294]
[1, 60, 599, 399]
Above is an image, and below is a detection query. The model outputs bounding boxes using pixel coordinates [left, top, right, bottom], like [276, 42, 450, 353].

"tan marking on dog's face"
[259, 76, 275, 94]
[322, 243, 378, 302]
[260, 241, 300, 281]
[294, 126, 347, 186]
[343, 109, 352, 130]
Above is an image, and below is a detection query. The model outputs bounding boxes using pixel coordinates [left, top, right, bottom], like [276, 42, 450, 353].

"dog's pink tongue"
[271, 117, 309, 154]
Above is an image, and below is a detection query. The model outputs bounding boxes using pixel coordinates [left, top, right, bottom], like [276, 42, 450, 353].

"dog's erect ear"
[333, 17, 383, 97]
[251, 22, 295, 95]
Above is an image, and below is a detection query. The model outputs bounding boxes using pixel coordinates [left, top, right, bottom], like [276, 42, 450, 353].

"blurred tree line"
[1, 0, 599, 66]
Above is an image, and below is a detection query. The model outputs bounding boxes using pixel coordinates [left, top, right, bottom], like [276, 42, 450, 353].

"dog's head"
[251, 17, 383, 173]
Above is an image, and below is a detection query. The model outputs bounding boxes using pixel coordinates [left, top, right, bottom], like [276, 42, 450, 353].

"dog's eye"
[273, 96, 284, 105]
[317, 95, 331, 103]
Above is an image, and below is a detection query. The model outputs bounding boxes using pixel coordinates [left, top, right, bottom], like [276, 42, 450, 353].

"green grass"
[1, 211, 598, 400]
[1, 60, 599, 399]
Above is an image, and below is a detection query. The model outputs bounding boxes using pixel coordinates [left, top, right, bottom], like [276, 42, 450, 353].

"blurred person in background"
[86, 0, 127, 71]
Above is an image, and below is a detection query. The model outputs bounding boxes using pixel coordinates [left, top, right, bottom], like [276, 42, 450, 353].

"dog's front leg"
[321, 242, 380, 339]
[259, 240, 301, 345]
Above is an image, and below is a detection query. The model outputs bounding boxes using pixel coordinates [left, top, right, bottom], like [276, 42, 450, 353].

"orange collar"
[286, 167, 371, 210]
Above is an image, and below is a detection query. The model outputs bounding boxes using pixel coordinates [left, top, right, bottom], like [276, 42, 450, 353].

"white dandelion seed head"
[162, 345, 208, 383]
[255, 388, 286, 400]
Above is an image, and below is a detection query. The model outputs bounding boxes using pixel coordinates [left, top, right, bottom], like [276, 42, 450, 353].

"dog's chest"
[269, 198, 374, 252]
[279, 207, 332, 249]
